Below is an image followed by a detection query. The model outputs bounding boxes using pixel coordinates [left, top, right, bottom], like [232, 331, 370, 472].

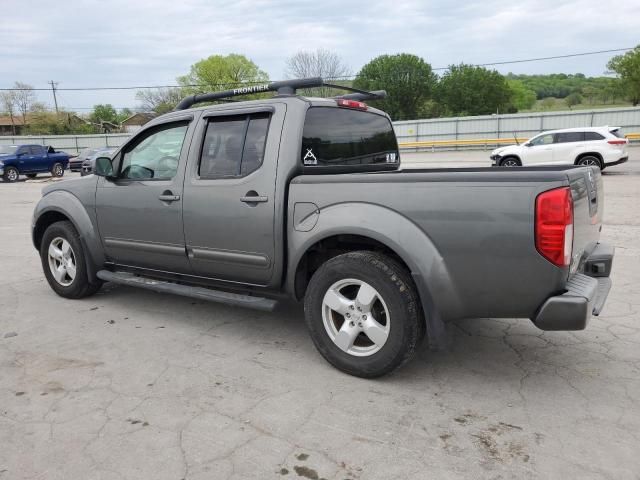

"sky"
[1, 0, 638, 113]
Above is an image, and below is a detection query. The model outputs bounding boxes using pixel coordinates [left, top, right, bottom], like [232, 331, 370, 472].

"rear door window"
[555, 132, 584, 143]
[301, 107, 399, 171]
[198, 113, 270, 179]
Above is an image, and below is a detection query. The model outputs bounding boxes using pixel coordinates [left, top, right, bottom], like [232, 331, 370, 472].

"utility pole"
[48, 80, 59, 114]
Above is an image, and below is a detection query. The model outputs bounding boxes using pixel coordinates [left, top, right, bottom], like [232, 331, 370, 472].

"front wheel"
[51, 162, 65, 177]
[500, 157, 521, 167]
[3, 166, 19, 182]
[304, 251, 424, 378]
[40, 221, 102, 298]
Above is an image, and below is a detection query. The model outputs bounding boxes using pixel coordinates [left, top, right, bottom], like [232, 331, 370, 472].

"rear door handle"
[159, 194, 180, 202]
[240, 195, 268, 203]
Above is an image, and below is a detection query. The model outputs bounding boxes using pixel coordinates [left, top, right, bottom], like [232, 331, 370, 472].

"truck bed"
[289, 165, 602, 321]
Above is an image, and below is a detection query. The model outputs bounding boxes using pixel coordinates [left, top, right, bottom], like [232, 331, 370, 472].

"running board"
[96, 270, 278, 312]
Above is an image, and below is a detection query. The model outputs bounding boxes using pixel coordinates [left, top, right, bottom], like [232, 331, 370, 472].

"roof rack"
[174, 77, 386, 110]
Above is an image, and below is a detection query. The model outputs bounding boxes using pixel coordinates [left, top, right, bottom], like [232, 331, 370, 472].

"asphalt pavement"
[1, 152, 639, 479]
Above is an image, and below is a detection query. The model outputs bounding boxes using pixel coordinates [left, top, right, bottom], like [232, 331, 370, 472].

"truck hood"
[42, 175, 93, 196]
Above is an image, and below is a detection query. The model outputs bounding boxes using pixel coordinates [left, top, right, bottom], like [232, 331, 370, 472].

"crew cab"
[31, 78, 614, 377]
[1, 144, 69, 182]
[490, 126, 629, 169]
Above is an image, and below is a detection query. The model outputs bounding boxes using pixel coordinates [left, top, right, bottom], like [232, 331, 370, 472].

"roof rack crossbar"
[174, 77, 387, 111]
[175, 77, 323, 110]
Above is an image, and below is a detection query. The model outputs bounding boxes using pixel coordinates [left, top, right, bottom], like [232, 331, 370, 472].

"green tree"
[353, 54, 437, 120]
[607, 46, 640, 106]
[507, 79, 537, 111]
[437, 64, 513, 116]
[540, 97, 556, 110]
[90, 104, 118, 123]
[177, 54, 269, 95]
[565, 92, 582, 109]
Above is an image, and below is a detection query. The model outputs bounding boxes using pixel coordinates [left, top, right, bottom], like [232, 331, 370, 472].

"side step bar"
[96, 270, 278, 312]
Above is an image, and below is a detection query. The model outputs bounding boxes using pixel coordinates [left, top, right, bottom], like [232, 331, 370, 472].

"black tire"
[577, 155, 602, 170]
[40, 221, 102, 299]
[304, 251, 424, 378]
[51, 162, 65, 177]
[3, 166, 19, 182]
[25, 173, 37, 179]
[500, 156, 521, 167]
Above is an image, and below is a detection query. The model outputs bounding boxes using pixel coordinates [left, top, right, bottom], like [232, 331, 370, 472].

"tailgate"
[567, 166, 603, 273]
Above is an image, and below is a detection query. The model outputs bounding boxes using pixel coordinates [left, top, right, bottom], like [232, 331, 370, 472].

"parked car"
[0, 145, 70, 182]
[69, 148, 102, 172]
[490, 126, 628, 169]
[31, 78, 613, 377]
[80, 147, 117, 176]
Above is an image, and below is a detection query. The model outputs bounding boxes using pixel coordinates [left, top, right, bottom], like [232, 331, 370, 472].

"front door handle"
[159, 193, 180, 202]
[240, 191, 268, 204]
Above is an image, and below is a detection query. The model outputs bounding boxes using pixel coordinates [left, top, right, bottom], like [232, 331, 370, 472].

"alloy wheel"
[47, 237, 77, 286]
[322, 278, 391, 357]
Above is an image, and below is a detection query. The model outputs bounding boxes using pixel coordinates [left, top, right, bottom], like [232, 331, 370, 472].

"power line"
[0, 47, 633, 92]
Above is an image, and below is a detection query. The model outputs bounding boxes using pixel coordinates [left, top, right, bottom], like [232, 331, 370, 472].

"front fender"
[287, 202, 464, 324]
[32, 190, 104, 276]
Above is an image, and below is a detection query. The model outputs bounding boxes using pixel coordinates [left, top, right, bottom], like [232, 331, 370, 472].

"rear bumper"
[531, 243, 614, 331]
[604, 156, 628, 167]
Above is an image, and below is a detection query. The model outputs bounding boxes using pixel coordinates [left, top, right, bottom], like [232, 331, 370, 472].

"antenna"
[174, 77, 386, 110]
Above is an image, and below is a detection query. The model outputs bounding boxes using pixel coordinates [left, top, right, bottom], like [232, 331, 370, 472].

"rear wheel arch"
[575, 152, 603, 168]
[292, 234, 414, 301]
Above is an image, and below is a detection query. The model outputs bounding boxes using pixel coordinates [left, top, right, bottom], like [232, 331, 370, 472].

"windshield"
[0, 145, 18, 155]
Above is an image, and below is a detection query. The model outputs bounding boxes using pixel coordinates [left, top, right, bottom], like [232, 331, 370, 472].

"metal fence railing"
[1, 106, 639, 154]
[394, 106, 640, 151]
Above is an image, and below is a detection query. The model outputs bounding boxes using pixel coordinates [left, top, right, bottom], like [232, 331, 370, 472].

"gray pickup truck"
[32, 78, 614, 377]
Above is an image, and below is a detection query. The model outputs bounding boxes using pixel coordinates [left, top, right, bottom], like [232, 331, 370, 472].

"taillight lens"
[607, 139, 627, 145]
[535, 187, 573, 267]
[335, 99, 368, 110]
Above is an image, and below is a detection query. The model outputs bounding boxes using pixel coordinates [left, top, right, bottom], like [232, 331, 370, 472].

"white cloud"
[0, 0, 637, 110]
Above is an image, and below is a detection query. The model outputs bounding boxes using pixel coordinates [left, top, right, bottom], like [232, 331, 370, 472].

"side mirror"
[94, 157, 114, 177]
[524, 142, 532, 147]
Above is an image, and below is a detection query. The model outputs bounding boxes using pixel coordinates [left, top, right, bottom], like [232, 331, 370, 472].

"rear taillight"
[607, 139, 627, 145]
[535, 187, 573, 267]
[335, 99, 368, 110]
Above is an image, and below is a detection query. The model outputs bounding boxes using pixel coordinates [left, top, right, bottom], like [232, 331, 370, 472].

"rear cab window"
[301, 107, 399, 173]
[30, 145, 45, 155]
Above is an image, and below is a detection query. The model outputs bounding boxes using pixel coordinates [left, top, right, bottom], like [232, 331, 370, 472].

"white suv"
[490, 126, 629, 169]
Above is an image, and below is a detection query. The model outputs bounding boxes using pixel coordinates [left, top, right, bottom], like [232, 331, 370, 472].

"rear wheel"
[500, 157, 521, 167]
[304, 251, 424, 378]
[40, 221, 102, 298]
[51, 162, 65, 177]
[3, 166, 19, 182]
[577, 155, 602, 169]
[25, 173, 37, 179]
